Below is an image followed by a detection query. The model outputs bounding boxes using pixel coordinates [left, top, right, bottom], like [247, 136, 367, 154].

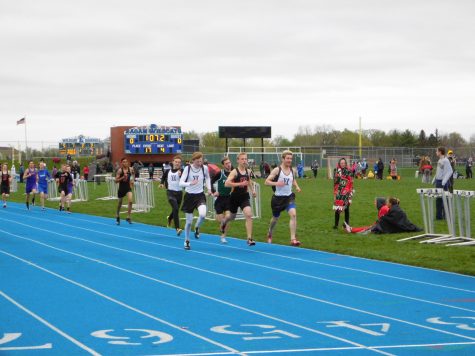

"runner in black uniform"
[58, 164, 74, 213]
[211, 157, 233, 243]
[115, 157, 134, 225]
[1, 163, 12, 208]
[160, 155, 183, 235]
[222, 152, 257, 246]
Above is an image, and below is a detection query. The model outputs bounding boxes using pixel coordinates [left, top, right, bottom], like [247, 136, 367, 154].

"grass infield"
[9, 168, 475, 275]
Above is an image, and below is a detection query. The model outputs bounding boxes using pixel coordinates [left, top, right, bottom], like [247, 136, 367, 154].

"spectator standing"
[447, 150, 456, 193]
[466, 156, 473, 179]
[389, 159, 398, 180]
[297, 162, 304, 178]
[83, 165, 90, 181]
[433, 147, 453, 220]
[376, 158, 384, 180]
[148, 163, 155, 180]
[311, 160, 319, 178]
[19, 163, 24, 183]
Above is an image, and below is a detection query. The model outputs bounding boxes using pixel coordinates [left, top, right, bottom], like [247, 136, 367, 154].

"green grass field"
[8, 168, 475, 275]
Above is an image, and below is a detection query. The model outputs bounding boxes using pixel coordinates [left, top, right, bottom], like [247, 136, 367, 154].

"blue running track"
[1, 202, 475, 355]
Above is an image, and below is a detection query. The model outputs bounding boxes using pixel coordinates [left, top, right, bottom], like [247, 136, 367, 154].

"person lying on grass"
[344, 197, 389, 234]
[345, 197, 422, 234]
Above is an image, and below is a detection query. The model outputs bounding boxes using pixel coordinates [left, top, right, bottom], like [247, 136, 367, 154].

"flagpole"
[24, 116, 28, 161]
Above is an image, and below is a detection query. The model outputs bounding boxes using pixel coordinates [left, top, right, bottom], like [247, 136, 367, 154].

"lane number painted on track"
[318, 321, 391, 336]
[91, 329, 173, 346]
[210, 324, 300, 341]
[0, 332, 52, 351]
[427, 317, 475, 331]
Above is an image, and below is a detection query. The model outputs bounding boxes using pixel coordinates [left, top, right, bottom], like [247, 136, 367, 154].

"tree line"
[184, 126, 474, 152]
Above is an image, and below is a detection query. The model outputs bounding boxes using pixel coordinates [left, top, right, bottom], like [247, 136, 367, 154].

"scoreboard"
[124, 125, 183, 154]
[59, 136, 103, 156]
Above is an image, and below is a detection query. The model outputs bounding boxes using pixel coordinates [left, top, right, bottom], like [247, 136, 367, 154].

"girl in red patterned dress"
[333, 158, 354, 229]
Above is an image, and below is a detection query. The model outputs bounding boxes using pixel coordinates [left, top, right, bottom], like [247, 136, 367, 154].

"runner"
[115, 157, 134, 225]
[23, 161, 38, 210]
[265, 150, 302, 246]
[160, 155, 183, 236]
[1, 163, 12, 208]
[211, 157, 233, 244]
[221, 152, 257, 246]
[179, 152, 211, 250]
[37, 161, 51, 211]
[58, 164, 74, 213]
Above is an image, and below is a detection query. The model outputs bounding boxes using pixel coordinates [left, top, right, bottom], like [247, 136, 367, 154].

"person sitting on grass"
[371, 197, 422, 234]
[344, 197, 389, 234]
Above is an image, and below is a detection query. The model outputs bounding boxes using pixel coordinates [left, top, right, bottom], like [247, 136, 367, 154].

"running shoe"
[66, 207, 71, 214]
[221, 237, 228, 244]
[26, 202, 30, 210]
[166, 215, 172, 227]
[184, 240, 191, 250]
[290, 239, 301, 247]
[194, 227, 200, 239]
[267, 232, 272, 244]
[59, 205, 63, 212]
[176, 228, 183, 236]
[3, 203, 6, 208]
[343, 222, 352, 233]
[126, 217, 132, 224]
[116, 216, 120, 225]
[247, 238, 256, 246]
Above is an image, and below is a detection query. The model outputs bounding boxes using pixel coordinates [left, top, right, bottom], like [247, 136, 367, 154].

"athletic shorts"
[214, 195, 231, 215]
[167, 190, 183, 207]
[271, 193, 296, 217]
[38, 184, 48, 194]
[229, 192, 250, 214]
[181, 192, 206, 213]
[26, 184, 37, 194]
[59, 185, 71, 196]
[118, 186, 132, 199]
[1, 184, 9, 195]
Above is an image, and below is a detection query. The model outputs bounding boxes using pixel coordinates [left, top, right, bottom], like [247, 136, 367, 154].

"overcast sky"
[1, 0, 474, 147]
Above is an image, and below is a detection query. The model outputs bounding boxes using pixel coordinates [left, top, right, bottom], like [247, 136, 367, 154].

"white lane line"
[3, 226, 475, 349]
[42, 210, 475, 294]
[0, 232, 393, 356]
[0, 257, 241, 355]
[2, 212, 474, 315]
[0, 290, 100, 355]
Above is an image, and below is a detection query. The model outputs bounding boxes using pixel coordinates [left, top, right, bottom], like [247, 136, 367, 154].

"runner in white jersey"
[160, 155, 183, 236]
[179, 151, 211, 250]
[265, 150, 302, 246]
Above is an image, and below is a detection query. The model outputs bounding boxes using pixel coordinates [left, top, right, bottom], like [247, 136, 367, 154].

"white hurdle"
[447, 190, 475, 246]
[47, 179, 60, 201]
[398, 188, 453, 242]
[206, 182, 261, 220]
[96, 176, 118, 201]
[70, 179, 89, 202]
[47, 179, 89, 202]
[122, 178, 155, 214]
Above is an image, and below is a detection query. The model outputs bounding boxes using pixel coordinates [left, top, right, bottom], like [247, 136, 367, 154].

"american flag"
[17, 117, 26, 125]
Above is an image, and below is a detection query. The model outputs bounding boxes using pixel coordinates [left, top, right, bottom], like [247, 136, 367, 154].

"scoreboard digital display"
[59, 136, 103, 156]
[124, 124, 183, 154]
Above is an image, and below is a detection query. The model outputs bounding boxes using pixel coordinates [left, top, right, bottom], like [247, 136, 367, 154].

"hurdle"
[70, 179, 89, 202]
[96, 176, 118, 200]
[47, 179, 89, 202]
[445, 190, 475, 246]
[398, 188, 453, 242]
[47, 179, 61, 201]
[10, 176, 18, 193]
[206, 182, 261, 220]
[120, 178, 155, 214]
